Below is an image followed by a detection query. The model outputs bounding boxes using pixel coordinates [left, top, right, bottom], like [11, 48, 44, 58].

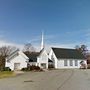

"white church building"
[24, 48, 48, 69]
[49, 47, 86, 69]
[5, 32, 86, 70]
[5, 32, 49, 70]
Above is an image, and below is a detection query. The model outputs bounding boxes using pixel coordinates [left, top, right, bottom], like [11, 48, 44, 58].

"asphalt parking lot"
[0, 69, 90, 90]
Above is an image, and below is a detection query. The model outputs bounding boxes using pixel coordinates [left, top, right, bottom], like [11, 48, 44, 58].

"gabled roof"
[6, 50, 29, 61]
[6, 49, 19, 61]
[52, 47, 85, 59]
[24, 48, 47, 62]
[24, 52, 40, 62]
[48, 58, 53, 62]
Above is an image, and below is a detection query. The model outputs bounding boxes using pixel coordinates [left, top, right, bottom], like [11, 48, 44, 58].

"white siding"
[57, 59, 85, 68]
[5, 54, 28, 70]
[37, 50, 48, 69]
[28, 62, 37, 66]
[49, 49, 58, 68]
[49, 48, 86, 69]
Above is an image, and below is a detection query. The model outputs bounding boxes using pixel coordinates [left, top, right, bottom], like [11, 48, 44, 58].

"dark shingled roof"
[52, 47, 85, 59]
[48, 58, 53, 62]
[24, 52, 40, 62]
[24, 49, 45, 62]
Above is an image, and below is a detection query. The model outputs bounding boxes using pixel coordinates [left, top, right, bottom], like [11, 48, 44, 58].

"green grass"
[0, 71, 15, 79]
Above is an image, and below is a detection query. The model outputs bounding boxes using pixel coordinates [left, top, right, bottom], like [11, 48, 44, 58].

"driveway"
[0, 69, 90, 90]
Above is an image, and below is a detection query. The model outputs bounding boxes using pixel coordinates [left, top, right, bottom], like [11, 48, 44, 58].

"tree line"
[0, 43, 36, 70]
[0, 43, 90, 70]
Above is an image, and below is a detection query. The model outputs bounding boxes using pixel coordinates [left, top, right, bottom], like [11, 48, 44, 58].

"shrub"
[30, 65, 41, 71]
[87, 64, 90, 69]
[48, 64, 54, 68]
[21, 65, 42, 71]
[21, 68, 28, 71]
[3, 67, 11, 71]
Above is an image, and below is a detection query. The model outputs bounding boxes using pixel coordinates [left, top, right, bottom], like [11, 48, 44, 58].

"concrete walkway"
[0, 69, 90, 90]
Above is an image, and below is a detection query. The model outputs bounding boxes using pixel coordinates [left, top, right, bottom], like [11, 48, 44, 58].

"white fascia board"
[19, 51, 29, 60]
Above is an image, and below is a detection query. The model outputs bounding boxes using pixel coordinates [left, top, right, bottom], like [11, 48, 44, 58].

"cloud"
[33, 41, 85, 53]
[26, 34, 58, 44]
[0, 30, 24, 50]
[83, 29, 90, 49]
[0, 39, 24, 50]
[44, 42, 84, 52]
[0, 29, 90, 52]
[26, 29, 90, 52]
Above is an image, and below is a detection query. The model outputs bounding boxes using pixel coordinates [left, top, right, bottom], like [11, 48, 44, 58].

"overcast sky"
[0, 0, 90, 50]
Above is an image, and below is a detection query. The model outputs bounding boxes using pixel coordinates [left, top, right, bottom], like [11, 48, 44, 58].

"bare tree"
[75, 45, 88, 57]
[75, 45, 80, 50]
[0, 46, 17, 70]
[23, 43, 36, 53]
[0, 46, 17, 57]
[81, 45, 87, 51]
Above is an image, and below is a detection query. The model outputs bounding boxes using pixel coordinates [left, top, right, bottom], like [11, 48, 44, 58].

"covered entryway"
[14, 63, 20, 70]
[41, 63, 46, 69]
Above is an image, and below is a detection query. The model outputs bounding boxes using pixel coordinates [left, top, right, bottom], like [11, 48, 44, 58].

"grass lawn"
[0, 71, 15, 79]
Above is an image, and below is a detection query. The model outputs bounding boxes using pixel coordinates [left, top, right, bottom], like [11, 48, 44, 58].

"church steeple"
[41, 31, 44, 50]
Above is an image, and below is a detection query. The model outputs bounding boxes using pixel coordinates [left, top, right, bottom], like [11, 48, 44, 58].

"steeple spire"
[41, 31, 44, 50]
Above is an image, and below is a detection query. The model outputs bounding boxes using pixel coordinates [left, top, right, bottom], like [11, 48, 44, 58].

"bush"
[2, 67, 11, 71]
[21, 68, 28, 71]
[21, 65, 42, 71]
[87, 64, 90, 69]
[30, 65, 40, 71]
[48, 64, 54, 68]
